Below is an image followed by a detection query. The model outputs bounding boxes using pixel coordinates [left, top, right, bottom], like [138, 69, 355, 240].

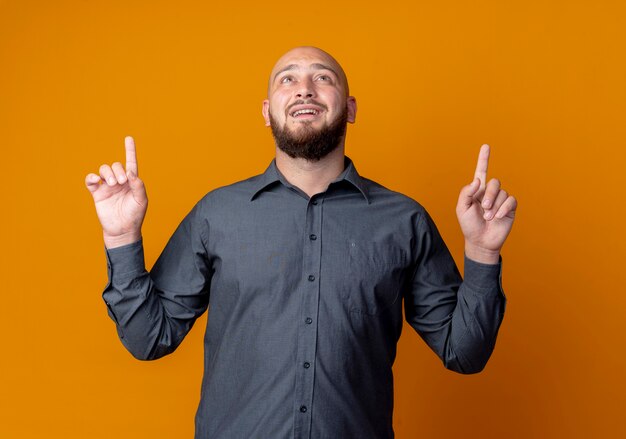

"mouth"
[289, 105, 323, 119]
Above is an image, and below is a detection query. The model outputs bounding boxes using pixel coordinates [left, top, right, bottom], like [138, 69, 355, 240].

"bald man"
[86, 47, 515, 439]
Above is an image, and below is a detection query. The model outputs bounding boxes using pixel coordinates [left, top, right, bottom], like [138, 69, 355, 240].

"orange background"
[1, 0, 625, 438]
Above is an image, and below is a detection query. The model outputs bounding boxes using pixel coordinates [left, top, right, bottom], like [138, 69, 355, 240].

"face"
[262, 47, 357, 160]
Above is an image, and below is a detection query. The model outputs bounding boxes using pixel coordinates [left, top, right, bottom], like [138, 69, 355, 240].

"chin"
[269, 109, 347, 161]
[290, 120, 321, 129]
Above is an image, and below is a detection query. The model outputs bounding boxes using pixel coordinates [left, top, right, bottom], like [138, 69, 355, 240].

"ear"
[347, 96, 357, 124]
[262, 100, 271, 126]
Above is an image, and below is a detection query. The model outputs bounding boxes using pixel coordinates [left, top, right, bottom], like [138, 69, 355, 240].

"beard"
[269, 105, 348, 161]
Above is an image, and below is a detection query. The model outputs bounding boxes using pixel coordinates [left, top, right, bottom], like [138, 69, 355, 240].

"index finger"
[125, 136, 138, 175]
[473, 144, 490, 189]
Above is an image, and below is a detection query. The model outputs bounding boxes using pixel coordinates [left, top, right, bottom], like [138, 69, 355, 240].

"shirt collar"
[250, 156, 370, 203]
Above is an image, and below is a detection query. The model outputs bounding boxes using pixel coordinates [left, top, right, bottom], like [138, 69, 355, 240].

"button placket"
[293, 196, 324, 438]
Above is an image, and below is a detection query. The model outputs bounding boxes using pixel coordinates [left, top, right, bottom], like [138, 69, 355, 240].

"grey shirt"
[103, 157, 506, 439]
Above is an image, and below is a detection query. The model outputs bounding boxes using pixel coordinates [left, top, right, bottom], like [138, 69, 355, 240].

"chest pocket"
[340, 240, 408, 316]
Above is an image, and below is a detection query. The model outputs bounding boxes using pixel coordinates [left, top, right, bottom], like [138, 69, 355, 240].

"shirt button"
[311, 200, 318, 205]
[309, 234, 317, 241]
[303, 362, 311, 369]
[300, 405, 307, 413]
[305, 317, 313, 324]
[308, 275, 315, 282]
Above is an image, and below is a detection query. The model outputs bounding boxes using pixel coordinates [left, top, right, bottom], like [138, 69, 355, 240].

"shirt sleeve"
[403, 210, 507, 374]
[102, 202, 212, 360]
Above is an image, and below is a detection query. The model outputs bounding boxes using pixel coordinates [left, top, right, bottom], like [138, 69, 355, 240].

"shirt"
[102, 157, 507, 439]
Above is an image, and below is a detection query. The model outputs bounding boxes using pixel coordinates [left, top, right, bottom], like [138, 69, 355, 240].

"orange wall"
[1, 1, 624, 437]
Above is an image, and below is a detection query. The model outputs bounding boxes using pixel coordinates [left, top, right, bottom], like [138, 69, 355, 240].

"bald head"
[267, 46, 350, 97]
[262, 45, 357, 140]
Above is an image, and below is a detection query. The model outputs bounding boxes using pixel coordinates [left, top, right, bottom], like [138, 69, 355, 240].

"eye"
[280, 76, 293, 84]
[316, 75, 331, 82]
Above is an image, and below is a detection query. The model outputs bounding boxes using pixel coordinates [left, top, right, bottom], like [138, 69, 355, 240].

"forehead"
[268, 47, 349, 93]
[271, 48, 340, 75]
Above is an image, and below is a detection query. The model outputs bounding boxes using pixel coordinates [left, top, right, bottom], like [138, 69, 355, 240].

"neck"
[275, 145, 346, 198]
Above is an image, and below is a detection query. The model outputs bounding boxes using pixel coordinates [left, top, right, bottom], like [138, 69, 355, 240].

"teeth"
[292, 109, 318, 117]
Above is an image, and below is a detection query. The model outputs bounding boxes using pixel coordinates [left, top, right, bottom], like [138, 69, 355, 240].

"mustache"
[286, 99, 328, 114]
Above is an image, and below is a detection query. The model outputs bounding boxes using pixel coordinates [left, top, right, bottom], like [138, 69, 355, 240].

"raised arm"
[85, 137, 210, 360]
[405, 145, 514, 374]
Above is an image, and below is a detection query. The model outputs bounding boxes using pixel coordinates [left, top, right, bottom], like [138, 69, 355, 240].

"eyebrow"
[273, 63, 339, 82]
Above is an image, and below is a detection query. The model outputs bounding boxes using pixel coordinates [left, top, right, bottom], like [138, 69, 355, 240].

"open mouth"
[289, 106, 323, 119]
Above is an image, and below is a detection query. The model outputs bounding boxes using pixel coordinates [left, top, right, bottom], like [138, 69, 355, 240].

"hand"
[456, 144, 517, 264]
[85, 136, 148, 248]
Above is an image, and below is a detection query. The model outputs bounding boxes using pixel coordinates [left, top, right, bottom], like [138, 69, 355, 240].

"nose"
[295, 78, 315, 99]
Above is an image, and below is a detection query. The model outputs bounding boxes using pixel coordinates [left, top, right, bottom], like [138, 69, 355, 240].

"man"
[85, 46, 516, 439]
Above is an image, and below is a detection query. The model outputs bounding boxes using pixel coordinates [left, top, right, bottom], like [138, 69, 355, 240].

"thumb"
[127, 171, 148, 204]
[457, 178, 480, 211]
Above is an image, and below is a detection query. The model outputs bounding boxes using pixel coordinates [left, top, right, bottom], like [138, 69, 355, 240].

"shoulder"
[360, 177, 447, 245]
[189, 172, 266, 216]
[362, 176, 427, 216]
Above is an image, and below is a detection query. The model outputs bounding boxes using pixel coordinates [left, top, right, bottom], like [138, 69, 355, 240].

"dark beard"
[269, 107, 348, 161]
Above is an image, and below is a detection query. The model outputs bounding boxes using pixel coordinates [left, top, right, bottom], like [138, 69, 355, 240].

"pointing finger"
[473, 144, 490, 190]
[125, 136, 138, 175]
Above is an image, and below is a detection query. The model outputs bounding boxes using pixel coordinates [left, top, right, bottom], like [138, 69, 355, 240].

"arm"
[404, 145, 516, 374]
[404, 211, 506, 374]
[103, 204, 211, 360]
[86, 137, 211, 360]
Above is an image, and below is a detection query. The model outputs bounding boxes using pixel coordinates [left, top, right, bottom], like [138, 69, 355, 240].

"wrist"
[103, 231, 142, 249]
[464, 242, 500, 265]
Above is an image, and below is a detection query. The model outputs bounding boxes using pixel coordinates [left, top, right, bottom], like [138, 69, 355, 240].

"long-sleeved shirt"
[102, 157, 507, 439]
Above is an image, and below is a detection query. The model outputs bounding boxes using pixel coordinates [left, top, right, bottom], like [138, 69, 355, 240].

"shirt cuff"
[463, 254, 503, 295]
[105, 239, 146, 281]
